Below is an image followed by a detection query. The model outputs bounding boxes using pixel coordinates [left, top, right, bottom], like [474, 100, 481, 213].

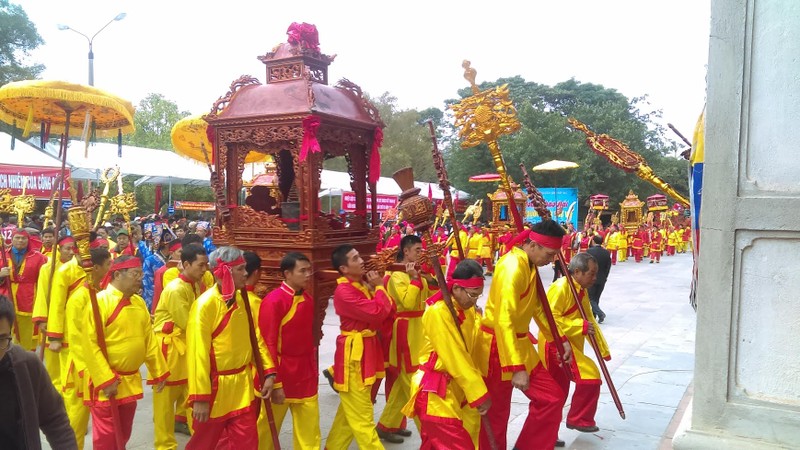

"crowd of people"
[0, 211, 634, 450]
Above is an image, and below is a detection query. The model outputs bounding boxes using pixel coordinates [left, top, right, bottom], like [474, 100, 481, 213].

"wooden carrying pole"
[520, 163, 625, 419]
[240, 288, 281, 449]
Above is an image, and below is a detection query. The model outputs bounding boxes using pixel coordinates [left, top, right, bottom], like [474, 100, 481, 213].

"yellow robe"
[82, 285, 169, 405]
[404, 298, 487, 429]
[387, 271, 428, 372]
[538, 278, 610, 382]
[63, 283, 92, 448]
[446, 230, 468, 258]
[163, 267, 214, 292]
[605, 232, 618, 251]
[45, 258, 85, 343]
[32, 258, 65, 324]
[466, 234, 482, 260]
[473, 246, 559, 380]
[478, 234, 492, 259]
[154, 276, 199, 384]
[186, 285, 275, 420]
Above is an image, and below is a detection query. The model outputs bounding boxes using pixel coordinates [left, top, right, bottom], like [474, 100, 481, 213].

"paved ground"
[45, 250, 696, 449]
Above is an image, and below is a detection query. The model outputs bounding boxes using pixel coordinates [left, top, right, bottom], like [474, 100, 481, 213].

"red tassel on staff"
[76, 180, 84, 202]
[369, 127, 383, 184]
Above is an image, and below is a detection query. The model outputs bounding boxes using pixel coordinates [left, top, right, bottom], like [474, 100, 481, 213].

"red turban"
[212, 256, 245, 301]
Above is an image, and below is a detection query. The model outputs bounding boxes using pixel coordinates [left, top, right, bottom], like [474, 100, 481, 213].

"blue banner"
[525, 187, 579, 229]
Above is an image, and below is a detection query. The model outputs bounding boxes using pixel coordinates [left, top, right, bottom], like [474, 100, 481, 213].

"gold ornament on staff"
[93, 167, 120, 230]
[450, 61, 524, 231]
[12, 177, 35, 227]
[568, 118, 690, 206]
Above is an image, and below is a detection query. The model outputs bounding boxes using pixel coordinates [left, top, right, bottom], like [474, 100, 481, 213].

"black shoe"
[322, 368, 338, 393]
[395, 429, 412, 437]
[555, 438, 566, 447]
[174, 421, 191, 436]
[377, 429, 405, 443]
[598, 313, 606, 324]
[566, 423, 600, 433]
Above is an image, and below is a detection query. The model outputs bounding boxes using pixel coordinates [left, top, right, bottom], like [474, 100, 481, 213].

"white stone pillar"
[673, 0, 800, 448]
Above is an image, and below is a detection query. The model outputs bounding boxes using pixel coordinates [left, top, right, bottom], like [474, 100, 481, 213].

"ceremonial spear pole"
[520, 163, 626, 419]
[423, 119, 465, 259]
[449, 61, 571, 374]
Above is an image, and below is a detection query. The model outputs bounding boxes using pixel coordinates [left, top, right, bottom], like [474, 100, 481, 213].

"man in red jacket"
[0, 229, 47, 351]
[259, 252, 321, 449]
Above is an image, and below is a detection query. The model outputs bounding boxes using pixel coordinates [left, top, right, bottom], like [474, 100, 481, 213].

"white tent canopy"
[37, 140, 211, 186]
[0, 132, 63, 167]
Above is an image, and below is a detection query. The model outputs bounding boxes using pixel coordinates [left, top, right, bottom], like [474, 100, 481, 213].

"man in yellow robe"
[62, 247, 112, 449]
[403, 259, 491, 449]
[152, 243, 208, 450]
[539, 252, 610, 434]
[472, 220, 573, 450]
[82, 255, 169, 449]
[377, 235, 429, 442]
[617, 228, 629, 262]
[444, 226, 468, 278]
[185, 246, 275, 450]
[31, 235, 75, 388]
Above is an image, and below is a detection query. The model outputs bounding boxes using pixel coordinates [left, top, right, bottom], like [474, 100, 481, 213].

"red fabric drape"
[154, 185, 163, 214]
[299, 115, 321, 162]
[369, 127, 383, 184]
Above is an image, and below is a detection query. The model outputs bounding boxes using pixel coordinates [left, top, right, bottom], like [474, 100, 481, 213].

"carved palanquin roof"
[209, 80, 381, 129]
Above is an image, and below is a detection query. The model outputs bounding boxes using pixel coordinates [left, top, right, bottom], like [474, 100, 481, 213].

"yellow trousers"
[14, 315, 34, 351]
[64, 385, 89, 449]
[325, 362, 384, 450]
[617, 248, 628, 262]
[260, 396, 321, 450]
[377, 369, 420, 432]
[153, 384, 192, 450]
[43, 347, 61, 391]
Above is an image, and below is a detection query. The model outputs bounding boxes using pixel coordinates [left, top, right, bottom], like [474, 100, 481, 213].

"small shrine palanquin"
[619, 190, 644, 232]
[204, 24, 384, 345]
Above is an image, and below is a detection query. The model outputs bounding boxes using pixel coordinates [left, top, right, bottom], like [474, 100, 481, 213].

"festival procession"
[0, 6, 709, 450]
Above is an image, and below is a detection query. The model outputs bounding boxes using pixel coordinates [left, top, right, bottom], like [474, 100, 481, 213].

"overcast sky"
[16, 0, 710, 143]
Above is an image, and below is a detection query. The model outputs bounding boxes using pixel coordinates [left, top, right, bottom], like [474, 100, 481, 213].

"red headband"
[449, 277, 484, 290]
[506, 229, 563, 250]
[59, 236, 76, 246]
[169, 241, 182, 252]
[212, 256, 245, 301]
[100, 258, 142, 289]
[12, 229, 29, 238]
[89, 238, 108, 249]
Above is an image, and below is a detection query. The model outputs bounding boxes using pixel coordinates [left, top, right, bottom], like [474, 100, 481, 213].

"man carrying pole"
[185, 246, 276, 450]
[472, 220, 573, 450]
[82, 255, 170, 449]
[539, 252, 611, 435]
[0, 228, 47, 351]
[259, 252, 321, 449]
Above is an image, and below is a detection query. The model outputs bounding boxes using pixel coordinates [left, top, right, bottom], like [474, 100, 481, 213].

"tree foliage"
[124, 93, 190, 150]
[443, 76, 689, 222]
[0, 0, 44, 86]
[323, 93, 444, 183]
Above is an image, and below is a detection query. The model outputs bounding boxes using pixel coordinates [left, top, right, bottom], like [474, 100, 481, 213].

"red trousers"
[479, 342, 513, 450]
[610, 249, 617, 265]
[186, 406, 258, 450]
[633, 248, 643, 262]
[481, 257, 494, 272]
[513, 363, 568, 450]
[417, 392, 473, 450]
[90, 401, 137, 450]
[545, 344, 601, 428]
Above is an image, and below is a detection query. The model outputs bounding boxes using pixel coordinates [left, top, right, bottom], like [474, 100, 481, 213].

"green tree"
[445, 77, 689, 223]
[323, 92, 443, 182]
[124, 93, 190, 150]
[0, 0, 44, 86]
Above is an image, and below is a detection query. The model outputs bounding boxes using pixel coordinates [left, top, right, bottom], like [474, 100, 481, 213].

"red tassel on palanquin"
[300, 115, 321, 162]
[369, 127, 383, 184]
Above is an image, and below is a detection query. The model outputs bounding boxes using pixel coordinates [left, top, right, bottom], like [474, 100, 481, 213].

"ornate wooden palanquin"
[485, 182, 526, 256]
[619, 190, 644, 233]
[203, 27, 384, 346]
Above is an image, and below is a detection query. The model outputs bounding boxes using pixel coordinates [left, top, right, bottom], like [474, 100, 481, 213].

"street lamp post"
[57, 12, 126, 86]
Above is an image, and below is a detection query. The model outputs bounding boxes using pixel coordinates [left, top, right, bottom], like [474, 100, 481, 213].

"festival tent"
[38, 140, 211, 187]
[0, 132, 71, 200]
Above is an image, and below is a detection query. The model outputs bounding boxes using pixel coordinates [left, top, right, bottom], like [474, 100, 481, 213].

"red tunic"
[0, 249, 47, 314]
[259, 282, 318, 400]
[331, 277, 393, 391]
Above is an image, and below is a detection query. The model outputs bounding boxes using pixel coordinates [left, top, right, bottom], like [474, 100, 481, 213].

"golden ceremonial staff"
[93, 167, 120, 230]
[450, 61, 524, 231]
[568, 118, 689, 206]
[521, 163, 626, 419]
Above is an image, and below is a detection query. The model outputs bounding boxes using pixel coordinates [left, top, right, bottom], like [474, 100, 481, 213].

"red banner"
[342, 191, 398, 212]
[0, 164, 69, 200]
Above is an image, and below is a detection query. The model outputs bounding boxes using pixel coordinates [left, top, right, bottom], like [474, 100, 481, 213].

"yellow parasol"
[171, 114, 269, 164]
[0, 80, 135, 138]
